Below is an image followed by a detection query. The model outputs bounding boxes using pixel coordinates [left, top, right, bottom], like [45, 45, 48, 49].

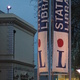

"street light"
[76, 69, 80, 74]
[76, 69, 80, 80]
[7, 5, 12, 13]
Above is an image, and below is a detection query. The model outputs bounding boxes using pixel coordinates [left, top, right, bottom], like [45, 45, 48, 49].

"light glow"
[76, 69, 80, 74]
[7, 5, 11, 9]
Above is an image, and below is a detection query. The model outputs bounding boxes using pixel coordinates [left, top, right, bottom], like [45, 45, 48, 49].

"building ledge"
[0, 60, 35, 68]
[0, 13, 36, 35]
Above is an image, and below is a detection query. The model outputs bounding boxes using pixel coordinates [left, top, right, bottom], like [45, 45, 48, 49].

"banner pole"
[37, 0, 39, 79]
[69, 0, 71, 80]
[49, 0, 51, 80]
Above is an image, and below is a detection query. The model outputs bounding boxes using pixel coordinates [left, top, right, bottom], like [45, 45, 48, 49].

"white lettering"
[38, 10, 40, 17]
[65, 6, 69, 13]
[56, 2, 63, 9]
[55, 9, 63, 17]
[64, 0, 69, 5]
[55, 16, 63, 21]
[42, 4, 48, 11]
[56, 0, 63, 2]
[65, 27, 68, 31]
[65, 14, 68, 20]
[38, 24, 40, 30]
[43, 0, 48, 2]
[55, 23, 63, 29]
[65, 21, 68, 24]
[38, 0, 42, 4]
[41, 11, 48, 18]
[41, 19, 48, 22]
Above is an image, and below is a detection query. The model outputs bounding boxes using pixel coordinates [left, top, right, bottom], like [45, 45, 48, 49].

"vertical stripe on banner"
[38, 0, 48, 73]
[52, 0, 69, 73]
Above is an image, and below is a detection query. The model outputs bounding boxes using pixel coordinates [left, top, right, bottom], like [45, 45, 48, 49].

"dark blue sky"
[0, 0, 38, 67]
[0, 0, 37, 29]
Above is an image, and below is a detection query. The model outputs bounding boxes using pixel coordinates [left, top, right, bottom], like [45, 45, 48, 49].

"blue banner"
[54, 0, 69, 33]
[38, 0, 49, 73]
[38, 0, 48, 32]
[52, 0, 69, 73]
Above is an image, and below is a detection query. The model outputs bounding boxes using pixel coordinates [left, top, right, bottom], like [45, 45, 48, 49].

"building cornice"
[0, 13, 36, 35]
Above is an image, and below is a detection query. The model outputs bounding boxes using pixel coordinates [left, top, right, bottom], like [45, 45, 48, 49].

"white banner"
[38, 32, 48, 72]
[38, 0, 48, 73]
[52, 0, 69, 73]
[52, 32, 68, 72]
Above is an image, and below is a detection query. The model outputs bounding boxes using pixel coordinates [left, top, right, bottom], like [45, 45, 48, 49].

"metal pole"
[69, 0, 71, 80]
[49, 0, 51, 80]
[37, 0, 40, 79]
[7, 9, 9, 13]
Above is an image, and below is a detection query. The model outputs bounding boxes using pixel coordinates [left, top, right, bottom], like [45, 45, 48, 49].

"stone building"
[0, 12, 36, 80]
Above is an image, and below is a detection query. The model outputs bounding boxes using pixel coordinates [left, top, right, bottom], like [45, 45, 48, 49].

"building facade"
[0, 13, 36, 80]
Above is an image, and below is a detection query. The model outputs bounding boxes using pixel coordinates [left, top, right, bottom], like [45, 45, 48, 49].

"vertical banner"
[38, 0, 49, 73]
[52, 0, 69, 73]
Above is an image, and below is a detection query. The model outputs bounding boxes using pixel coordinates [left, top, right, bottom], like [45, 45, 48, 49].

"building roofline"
[0, 13, 36, 35]
[0, 10, 5, 14]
